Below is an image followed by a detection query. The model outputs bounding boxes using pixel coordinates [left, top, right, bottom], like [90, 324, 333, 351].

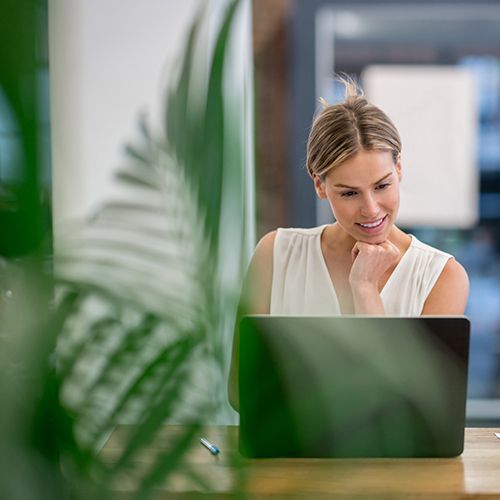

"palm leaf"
[53, 0, 244, 495]
[134, 422, 203, 500]
[166, 0, 240, 252]
[78, 328, 199, 452]
[106, 358, 195, 475]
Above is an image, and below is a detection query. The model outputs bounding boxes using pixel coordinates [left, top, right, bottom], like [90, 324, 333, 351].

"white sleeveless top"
[270, 225, 452, 316]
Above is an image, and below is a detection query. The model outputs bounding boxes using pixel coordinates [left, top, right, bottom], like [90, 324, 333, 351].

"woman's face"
[314, 149, 401, 244]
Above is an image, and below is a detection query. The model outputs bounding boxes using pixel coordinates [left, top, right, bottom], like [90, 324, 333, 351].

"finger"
[378, 241, 400, 260]
[378, 241, 391, 250]
[379, 240, 397, 251]
[351, 243, 360, 261]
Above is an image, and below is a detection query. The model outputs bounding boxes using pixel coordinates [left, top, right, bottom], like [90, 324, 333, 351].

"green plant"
[1, 0, 248, 497]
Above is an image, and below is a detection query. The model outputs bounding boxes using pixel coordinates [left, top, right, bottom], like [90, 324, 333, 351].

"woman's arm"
[421, 259, 469, 315]
[228, 231, 276, 411]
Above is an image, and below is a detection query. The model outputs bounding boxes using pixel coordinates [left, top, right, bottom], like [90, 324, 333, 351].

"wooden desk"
[102, 426, 500, 498]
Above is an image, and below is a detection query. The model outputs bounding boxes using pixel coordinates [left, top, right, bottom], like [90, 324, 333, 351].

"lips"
[355, 215, 388, 232]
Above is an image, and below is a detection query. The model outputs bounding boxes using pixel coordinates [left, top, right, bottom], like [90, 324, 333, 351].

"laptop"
[238, 315, 470, 458]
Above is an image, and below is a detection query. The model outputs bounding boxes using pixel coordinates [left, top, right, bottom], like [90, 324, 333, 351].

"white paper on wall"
[362, 65, 478, 228]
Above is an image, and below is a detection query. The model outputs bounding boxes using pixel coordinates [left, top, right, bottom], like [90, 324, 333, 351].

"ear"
[395, 157, 402, 182]
[313, 174, 327, 199]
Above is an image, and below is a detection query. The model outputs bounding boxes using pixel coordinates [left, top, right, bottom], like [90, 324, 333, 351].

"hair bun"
[306, 73, 401, 179]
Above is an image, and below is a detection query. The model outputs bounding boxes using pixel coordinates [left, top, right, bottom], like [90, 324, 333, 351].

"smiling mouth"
[356, 215, 387, 229]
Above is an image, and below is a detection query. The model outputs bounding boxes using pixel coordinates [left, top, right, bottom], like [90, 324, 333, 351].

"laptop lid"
[239, 316, 470, 458]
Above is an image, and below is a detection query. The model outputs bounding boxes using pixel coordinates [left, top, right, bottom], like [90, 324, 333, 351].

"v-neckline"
[316, 225, 414, 308]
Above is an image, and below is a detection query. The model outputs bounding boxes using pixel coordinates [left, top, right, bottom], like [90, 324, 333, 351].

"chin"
[354, 229, 391, 245]
[357, 236, 386, 244]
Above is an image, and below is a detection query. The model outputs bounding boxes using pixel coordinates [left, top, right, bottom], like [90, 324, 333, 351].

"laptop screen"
[239, 316, 470, 458]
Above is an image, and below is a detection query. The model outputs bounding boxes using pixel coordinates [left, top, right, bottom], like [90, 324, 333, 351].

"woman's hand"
[349, 240, 400, 287]
[348, 240, 400, 314]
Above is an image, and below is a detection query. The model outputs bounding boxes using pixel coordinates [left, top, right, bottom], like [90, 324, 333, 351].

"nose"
[360, 193, 379, 219]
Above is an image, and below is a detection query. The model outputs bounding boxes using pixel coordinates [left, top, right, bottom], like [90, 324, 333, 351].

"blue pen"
[200, 437, 220, 455]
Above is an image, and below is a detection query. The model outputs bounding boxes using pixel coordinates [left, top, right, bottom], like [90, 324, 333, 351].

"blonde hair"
[306, 75, 401, 180]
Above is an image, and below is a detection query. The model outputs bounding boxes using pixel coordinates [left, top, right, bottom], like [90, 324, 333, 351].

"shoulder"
[278, 225, 326, 237]
[406, 235, 469, 315]
[273, 225, 327, 248]
[241, 230, 279, 315]
[255, 226, 325, 253]
[245, 231, 277, 287]
[436, 258, 469, 291]
[422, 258, 469, 315]
[252, 230, 277, 263]
[251, 226, 325, 266]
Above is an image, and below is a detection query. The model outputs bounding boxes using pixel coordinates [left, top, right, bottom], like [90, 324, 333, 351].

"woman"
[228, 77, 469, 410]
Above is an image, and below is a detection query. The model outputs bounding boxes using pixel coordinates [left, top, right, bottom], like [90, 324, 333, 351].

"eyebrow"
[334, 172, 393, 190]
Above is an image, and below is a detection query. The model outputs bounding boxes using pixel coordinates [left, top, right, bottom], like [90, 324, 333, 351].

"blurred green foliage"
[0, 0, 50, 257]
[1, 0, 246, 498]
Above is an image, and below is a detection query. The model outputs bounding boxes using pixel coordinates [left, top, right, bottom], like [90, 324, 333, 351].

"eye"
[376, 182, 391, 191]
[340, 190, 357, 198]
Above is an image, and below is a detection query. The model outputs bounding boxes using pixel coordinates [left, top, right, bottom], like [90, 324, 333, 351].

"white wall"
[49, 0, 200, 229]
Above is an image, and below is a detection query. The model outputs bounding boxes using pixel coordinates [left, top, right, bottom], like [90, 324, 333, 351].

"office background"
[254, 0, 500, 424]
[1, 0, 499, 425]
